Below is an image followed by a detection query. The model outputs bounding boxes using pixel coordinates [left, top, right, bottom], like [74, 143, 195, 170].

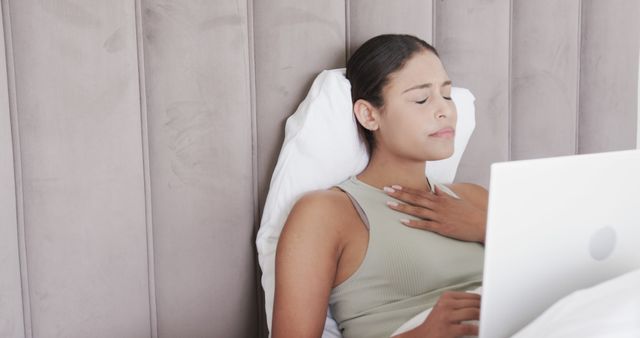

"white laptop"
[479, 149, 640, 338]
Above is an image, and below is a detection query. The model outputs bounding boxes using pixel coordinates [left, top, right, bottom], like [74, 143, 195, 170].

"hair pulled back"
[346, 34, 439, 156]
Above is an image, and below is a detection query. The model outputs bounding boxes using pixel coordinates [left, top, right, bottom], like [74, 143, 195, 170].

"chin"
[427, 146, 454, 161]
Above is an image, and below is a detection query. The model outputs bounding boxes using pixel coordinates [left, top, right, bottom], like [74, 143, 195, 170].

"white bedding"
[512, 268, 640, 338]
[392, 269, 640, 337]
[392, 270, 640, 338]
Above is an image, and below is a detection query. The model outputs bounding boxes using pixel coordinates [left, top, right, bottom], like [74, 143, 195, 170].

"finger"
[399, 185, 448, 212]
[433, 185, 447, 197]
[442, 291, 481, 300]
[391, 185, 437, 200]
[400, 219, 442, 232]
[384, 188, 437, 209]
[436, 292, 480, 310]
[452, 323, 479, 337]
[452, 298, 481, 310]
[388, 202, 440, 220]
[449, 308, 480, 323]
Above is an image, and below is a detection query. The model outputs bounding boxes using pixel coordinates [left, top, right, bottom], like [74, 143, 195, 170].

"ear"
[353, 99, 380, 131]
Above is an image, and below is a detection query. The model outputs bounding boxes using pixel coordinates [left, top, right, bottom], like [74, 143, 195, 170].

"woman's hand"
[393, 291, 481, 338]
[420, 291, 481, 338]
[384, 184, 487, 243]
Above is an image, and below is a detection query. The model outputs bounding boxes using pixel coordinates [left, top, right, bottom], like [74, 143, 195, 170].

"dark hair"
[346, 34, 439, 156]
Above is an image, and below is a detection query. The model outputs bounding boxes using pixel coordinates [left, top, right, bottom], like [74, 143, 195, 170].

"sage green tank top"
[329, 175, 484, 338]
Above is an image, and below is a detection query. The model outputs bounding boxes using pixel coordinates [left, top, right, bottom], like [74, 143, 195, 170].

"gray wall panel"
[348, 0, 433, 55]
[0, 3, 25, 336]
[140, 1, 257, 337]
[8, 1, 150, 336]
[435, 0, 511, 187]
[254, 0, 346, 216]
[511, 0, 580, 160]
[579, 0, 640, 153]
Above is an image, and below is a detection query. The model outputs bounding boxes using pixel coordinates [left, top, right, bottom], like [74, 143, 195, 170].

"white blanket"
[512, 268, 640, 338]
[393, 269, 640, 337]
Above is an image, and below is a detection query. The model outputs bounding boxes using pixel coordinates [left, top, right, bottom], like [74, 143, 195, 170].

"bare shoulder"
[447, 183, 488, 208]
[291, 188, 352, 215]
[281, 188, 354, 245]
[273, 188, 355, 337]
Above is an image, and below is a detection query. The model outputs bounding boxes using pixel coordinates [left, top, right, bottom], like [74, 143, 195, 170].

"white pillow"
[256, 68, 476, 337]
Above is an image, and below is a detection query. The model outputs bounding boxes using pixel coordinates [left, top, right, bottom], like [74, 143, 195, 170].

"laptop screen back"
[479, 150, 640, 338]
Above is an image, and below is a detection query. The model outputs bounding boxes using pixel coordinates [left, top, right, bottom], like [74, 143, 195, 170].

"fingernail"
[386, 201, 398, 207]
[400, 219, 410, 225]
[383, 186, 395, 193]
[391, 185, 402, 190]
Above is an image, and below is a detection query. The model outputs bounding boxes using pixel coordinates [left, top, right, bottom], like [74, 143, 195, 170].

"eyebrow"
[402, 80, 452, 93]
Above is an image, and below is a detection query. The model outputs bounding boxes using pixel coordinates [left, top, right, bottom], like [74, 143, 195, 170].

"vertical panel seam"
[247, 0, 258, 234]
[1, 1, 32, 337]
[246, 0, 264, 337]
[133, 1, 158, 337]
[507, 0, 513, 161]
[345, 0, 350, 60]
[575, 0, 583, 154]
[431, 0, 436, 46]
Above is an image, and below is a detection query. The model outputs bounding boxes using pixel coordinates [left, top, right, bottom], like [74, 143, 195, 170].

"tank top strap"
[335, 186, 370, 230]
[432, 182, 461, 199]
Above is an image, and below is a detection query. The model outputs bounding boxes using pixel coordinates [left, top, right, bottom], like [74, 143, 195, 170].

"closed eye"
[416, 96, 451, 104]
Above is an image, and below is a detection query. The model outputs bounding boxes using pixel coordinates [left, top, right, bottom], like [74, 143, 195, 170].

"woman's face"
[374, 50, 457, 162]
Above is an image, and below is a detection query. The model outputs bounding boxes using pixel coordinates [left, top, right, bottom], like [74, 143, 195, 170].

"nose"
[433, 95, 454, 119]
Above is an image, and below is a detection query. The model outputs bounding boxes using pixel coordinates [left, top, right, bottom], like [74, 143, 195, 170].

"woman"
[273, 34, 488, 338]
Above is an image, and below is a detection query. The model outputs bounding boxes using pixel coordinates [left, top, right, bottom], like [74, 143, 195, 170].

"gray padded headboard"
[0, 1, 637, 337]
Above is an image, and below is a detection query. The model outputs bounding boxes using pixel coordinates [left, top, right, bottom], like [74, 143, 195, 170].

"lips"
[429, 127, 455, 138]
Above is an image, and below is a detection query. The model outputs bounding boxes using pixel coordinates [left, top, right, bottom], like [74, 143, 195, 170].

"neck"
[356, 148, 431, 192]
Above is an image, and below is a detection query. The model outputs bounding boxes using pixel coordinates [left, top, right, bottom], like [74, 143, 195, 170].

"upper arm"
[449, 183, 488, 209]
[272, 191, 345, 338]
